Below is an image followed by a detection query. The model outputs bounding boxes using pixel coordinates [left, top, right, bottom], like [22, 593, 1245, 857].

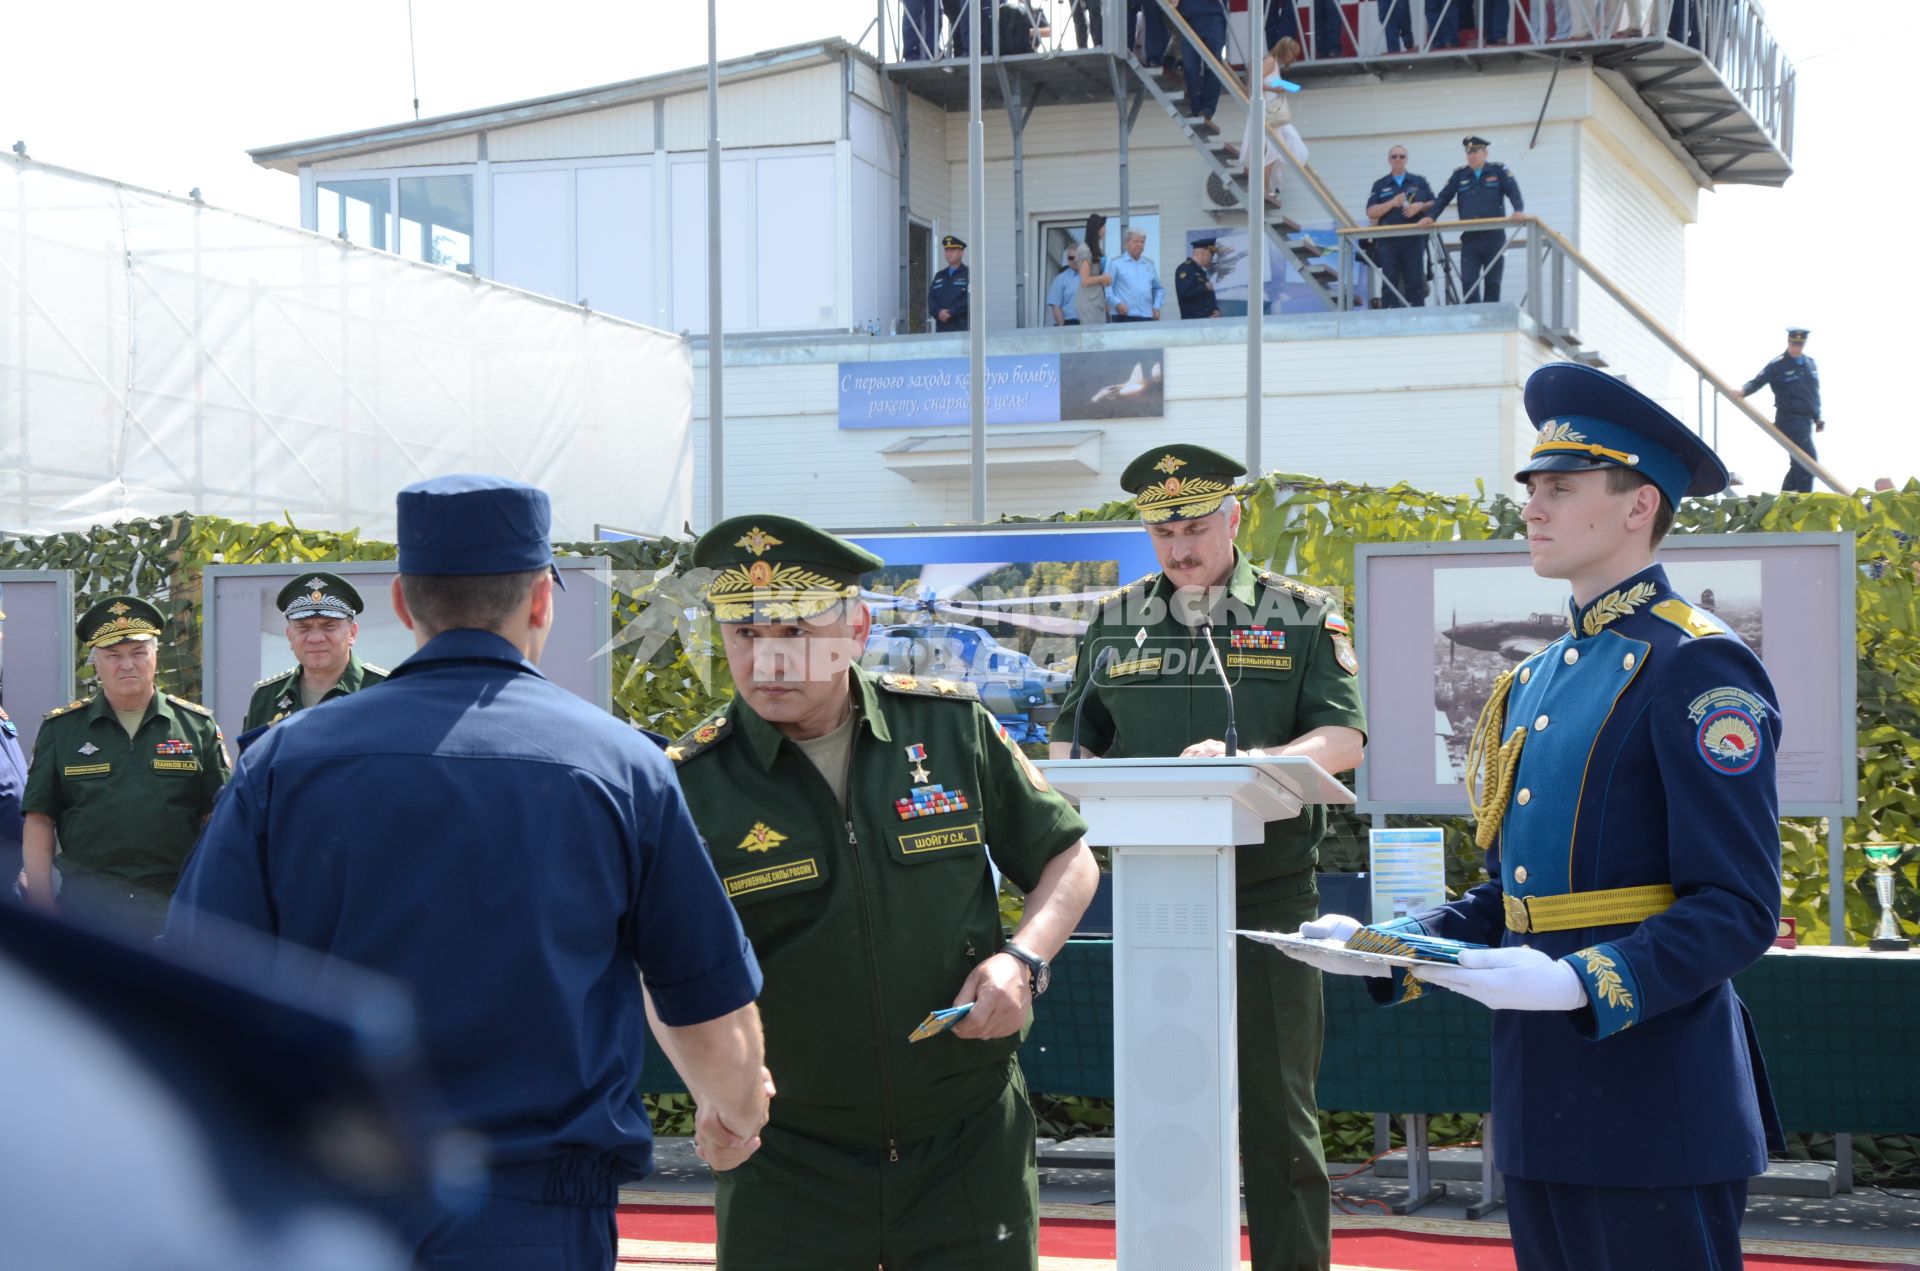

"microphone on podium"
[1070, 646, 1117, 759]
[1198, 622, 1238, 757]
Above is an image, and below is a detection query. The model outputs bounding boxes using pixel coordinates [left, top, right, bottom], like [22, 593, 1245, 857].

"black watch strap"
[1002, 940, 1051, 996]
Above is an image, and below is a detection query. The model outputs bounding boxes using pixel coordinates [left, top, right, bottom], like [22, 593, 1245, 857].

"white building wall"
[312, 136, 479, 171]
[688, 319, 1534, 529]
[488, 101, 656, 161]
[661, 62, 845, 150]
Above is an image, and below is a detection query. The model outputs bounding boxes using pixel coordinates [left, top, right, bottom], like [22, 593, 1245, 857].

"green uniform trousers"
[715, 1062, 1038, 1270]
[1238, 877, 1330, 1271]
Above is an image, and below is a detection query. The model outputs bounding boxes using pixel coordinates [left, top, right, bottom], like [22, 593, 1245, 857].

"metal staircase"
[1121, 54, 1343, 309]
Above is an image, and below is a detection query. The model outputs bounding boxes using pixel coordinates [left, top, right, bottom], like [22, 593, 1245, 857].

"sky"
[2, 0, 1903, 493]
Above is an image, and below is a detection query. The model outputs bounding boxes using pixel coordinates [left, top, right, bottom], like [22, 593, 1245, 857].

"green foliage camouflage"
[7, 483, 1915, 1170]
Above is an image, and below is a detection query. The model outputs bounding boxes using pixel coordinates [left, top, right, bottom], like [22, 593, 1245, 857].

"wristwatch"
[1000, 940, 1051, 996]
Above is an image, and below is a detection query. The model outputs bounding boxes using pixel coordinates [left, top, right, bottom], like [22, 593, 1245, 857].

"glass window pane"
[399, 175, 474, 273]
[317, 179, 392, 251]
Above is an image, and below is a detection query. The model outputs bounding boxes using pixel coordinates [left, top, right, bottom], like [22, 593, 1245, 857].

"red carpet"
[616, 1203, 1915, 1269]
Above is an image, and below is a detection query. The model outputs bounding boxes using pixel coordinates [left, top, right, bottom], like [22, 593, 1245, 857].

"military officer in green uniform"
[243, 572, 387, 734]
[20, 595, 230, 939]
[1051, 445, 1367, 1271]
[670, 515, 1099, 1270]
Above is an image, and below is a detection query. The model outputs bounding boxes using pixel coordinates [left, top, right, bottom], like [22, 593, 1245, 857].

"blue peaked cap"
[1516, 363, 1729, 506]
[396, 474, 564, 587]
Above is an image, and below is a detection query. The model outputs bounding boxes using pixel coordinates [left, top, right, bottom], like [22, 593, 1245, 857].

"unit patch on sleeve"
[1687, 686, 1768, 776]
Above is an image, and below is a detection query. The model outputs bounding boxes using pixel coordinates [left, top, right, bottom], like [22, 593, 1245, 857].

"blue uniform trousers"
[1181, 3, 1229, 120]
[1427, 0, 1460, 46]
[1378, 0, 1415, 49]
[1373, 235, 1427, 306]
[1506, 1177, 1747, 1271]
[1459, 228, 1506, 301]
[375, 1193, 617, 1271]
[1477, 0, 1511, 41]
[903, 0, 942, 57]
[1778, 416, 1817, 493]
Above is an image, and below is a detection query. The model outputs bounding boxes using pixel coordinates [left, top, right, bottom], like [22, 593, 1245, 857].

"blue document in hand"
[909, 1002, 973, 1043]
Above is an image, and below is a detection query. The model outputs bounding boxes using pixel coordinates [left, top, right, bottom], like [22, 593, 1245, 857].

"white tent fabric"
[0, 158, 690, 541]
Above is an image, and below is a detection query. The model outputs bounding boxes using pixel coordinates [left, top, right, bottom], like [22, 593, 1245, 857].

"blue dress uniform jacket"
[1367, 172, 1436, 226]
[928, 264, 970, 332]
[171, 629, 762, 1204]
[1427, 161, 1524, 221]
[1376, 565, 1784, 1187]
[0, 708, 23, 888]
[1742, 354, 1821, 419]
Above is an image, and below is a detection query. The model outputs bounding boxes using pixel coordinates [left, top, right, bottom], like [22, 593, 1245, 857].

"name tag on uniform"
[725, 858, 820, 898]
[1108, 655, 1163, 678]
[1226, 653, 1293, 671]
[897, 823, 984, 855]
[63, 762, 111, 778]
[153, 758, 200, 773]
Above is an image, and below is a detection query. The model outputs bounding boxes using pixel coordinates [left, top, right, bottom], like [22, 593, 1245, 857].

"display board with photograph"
[201, 561, 614, 748]
[0, 571, 77, 756]
[1353, 534, 1855, 816]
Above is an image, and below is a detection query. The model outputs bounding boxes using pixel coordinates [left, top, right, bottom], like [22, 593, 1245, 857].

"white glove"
[1414, 946, 1588, 1011]
[1279, 915, 1387, 978]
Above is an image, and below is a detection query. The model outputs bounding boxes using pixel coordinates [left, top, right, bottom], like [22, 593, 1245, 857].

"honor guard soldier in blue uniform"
[1055, 446, 1368, 1271]
[929, 234, 970, 332]
[1737, 327, 1825, 493]
[1421, 135, 1526, 303]
[1296, 364, 1784, 1271]
[671, 515, 1098, 1270]
[1175, 236, 1222, 319]
[170, 475, 770, 1271]
[21, 596, 229, 940]
[1364, 145, 1437, 307]
[242, 572, 387, 736]
[0, 601, 26, 899]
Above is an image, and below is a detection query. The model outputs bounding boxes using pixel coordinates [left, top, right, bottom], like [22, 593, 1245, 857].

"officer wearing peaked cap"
[1055, 444, 1368, 1271]
[1421, 134, 1526, 303]
[172, 476, 768, 1271]
[1175, 237, 1222, 319]
[1299, 363, 1784, 1270]
[929, 234, 970, 333]
[21, 595, 229, 940]
[242, 572, 388, 737]
[1737, 326, 1825, 493]
[674, 514, 1097, 1270]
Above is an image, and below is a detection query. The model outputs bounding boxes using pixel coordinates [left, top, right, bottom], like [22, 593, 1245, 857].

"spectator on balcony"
[1070, 0, 1103, 49]
[1107, 228, 1165, 322]
[1378, 0, 1415, 51]
[1735, 327, 1823, 494]
[1420, 134, 1526, 302]
[997, 0, 1050, 52]
[1075, 213, 1114, 325]
[1175, 237, 1222, 319]
[1426, 0, 1460, 48]
[1172, 0, 1231, 136]
[929, 235, 970, 332]
[1131, 0, 1179, 88]
[1265, 0, 1343, 58]
[1474, 0, 1512, 44]
[1047, 250, 1081, 325]
[1365, 144, 1436, 306]
[902, 0, 941, 57]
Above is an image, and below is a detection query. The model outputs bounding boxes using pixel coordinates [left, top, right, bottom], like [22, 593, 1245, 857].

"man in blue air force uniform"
[1736, 325, 1824, 494]
[1295, 363, 1783, 1270]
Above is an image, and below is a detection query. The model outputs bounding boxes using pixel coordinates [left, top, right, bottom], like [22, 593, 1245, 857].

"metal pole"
[1828, 819, 1846, 945]
[1246, 0, 1264, 476]
[706, 0, 725, 524]
[968, 0, 987, 522]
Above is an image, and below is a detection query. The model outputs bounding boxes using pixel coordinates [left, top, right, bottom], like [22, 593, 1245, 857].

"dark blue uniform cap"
[396, 474, 565, 588]
[1517, 363, 1729, 505]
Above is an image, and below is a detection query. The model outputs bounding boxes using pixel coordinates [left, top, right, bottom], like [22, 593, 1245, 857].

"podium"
[1035, 756, 1355, 1270]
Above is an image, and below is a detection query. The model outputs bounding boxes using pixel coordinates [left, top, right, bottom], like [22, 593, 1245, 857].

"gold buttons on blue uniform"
[1515, 866, 1529, 883]
[1534, 714, 1550, 731]
[1623, 652, 1636, 670]
[1517, 788, 1531, 805]
[1519, 667, 1531, 684]
[1564, 648, 1579, 665]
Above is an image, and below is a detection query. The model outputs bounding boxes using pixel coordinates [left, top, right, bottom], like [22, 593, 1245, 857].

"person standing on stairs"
[1253, 37, 1307, 209]
[1170, 0, 1230, 136]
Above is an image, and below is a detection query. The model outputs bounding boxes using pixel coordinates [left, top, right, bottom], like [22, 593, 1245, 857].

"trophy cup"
[1863, 844, 1912, 953]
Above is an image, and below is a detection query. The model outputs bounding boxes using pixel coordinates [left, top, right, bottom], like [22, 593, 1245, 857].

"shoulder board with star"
[1650, 598, 1729, 641]
[253, 667, 297, 690]
[1094, 572, 1159, 610]
[44, 697, 90, 720]
[877, 673, 980, 702]
[666, 711, 731, 765]
[1257, 570, 1331, 607]
[166, 694, 215, 718]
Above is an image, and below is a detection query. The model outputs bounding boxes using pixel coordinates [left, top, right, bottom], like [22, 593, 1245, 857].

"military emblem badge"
[736, 822, 789, 853]
[1687, 686, 1768, 777]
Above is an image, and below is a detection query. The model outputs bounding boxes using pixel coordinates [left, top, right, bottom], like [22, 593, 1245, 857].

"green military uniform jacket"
[243, 653, 388, 731]
[22, 690, 231, 892]
[670, 665, 1087, 1153]
[1057, 550, 1367, 895]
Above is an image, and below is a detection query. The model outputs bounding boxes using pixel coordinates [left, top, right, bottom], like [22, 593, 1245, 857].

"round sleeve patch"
[1696, 706, 1763, 776]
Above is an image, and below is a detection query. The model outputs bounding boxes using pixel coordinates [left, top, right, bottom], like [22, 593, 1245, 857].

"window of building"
[1036, 212, 1160, 325]
[317, 179, 392, 251]
[399, 175, 474, 273]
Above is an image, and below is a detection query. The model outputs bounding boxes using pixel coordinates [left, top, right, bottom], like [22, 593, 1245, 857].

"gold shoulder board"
[667, 712, 731, 764]
[877, 674, 981, 702]
[1650, 599, 1727, 640]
